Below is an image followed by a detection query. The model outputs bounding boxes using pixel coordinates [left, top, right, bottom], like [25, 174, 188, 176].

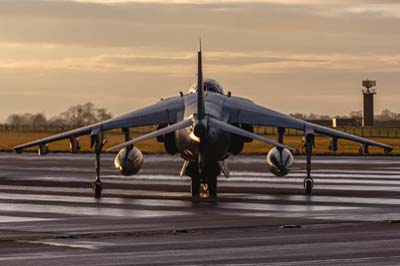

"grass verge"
[1, 130, 399, 155]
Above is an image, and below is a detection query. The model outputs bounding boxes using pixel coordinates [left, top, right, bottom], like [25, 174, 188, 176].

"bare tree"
[307, 113, 320, 120]
[375, 109, 397, 121]
[6, 103, 112, 127]
[7, 114, 25, 126]
[290, 113, 332, 120]
[290, 113, 307, 120]
[6, 113, 47, 127]
[95, 107, 112, 122]
[59, 102, 92, 127]
[349, 110, 362, 119]
[319, 115, 332, 120]
[31, 113, 47, 127]
[58, 102, 112, 127]
[47, 116, 67, 127]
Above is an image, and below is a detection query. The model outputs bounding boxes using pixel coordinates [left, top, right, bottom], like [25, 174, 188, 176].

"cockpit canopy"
[189, 78, 224, 95]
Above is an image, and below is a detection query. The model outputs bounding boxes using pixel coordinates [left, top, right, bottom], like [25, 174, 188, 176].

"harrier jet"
[14, 46, 393, 200]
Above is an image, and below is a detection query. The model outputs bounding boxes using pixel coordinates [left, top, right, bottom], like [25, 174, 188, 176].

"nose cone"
[267, 147, 294, 177]
[206, 127, 228, 145]
[194, 120, 207, 138]
[200, 127, 230, 162]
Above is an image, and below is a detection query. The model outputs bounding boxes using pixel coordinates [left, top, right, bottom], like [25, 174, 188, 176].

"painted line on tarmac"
[0, 202, 192, 218]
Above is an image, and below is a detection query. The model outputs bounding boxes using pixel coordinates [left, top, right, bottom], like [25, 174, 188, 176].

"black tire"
[305, 179, 313, 194]
[191, 176, 201, 198]
[94, 182, 103, 198]
[203, 162, 220, 198]
[186, 162, 201, 200]
[208, 175, 217, 198]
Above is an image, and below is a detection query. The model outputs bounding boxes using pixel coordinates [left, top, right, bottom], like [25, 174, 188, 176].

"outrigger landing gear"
[304, 177, 313, 194]
[91, 130, 106, 199]
[93, 177, 103, 198]
[121, 128, 133, 175]
[304, 131, 314, 194]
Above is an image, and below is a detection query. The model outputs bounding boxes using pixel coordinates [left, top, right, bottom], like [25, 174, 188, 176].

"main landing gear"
[93, 136, 103, 199]
[278, 127, 313, 193]
[91, 130, 107, 199]
[91, 128, 131, 199]
[304, 131, 314, 194]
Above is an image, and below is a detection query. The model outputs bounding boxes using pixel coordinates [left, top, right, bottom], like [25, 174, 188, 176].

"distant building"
[374, 120, 400, 127]
[332, 118, 360, 128]
[308, 118, 361, 128]
[362, 79, 376, 127]
[307, 119, 332, 127]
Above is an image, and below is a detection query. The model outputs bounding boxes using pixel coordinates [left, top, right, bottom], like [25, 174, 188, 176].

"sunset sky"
[1, 0, 400, 121]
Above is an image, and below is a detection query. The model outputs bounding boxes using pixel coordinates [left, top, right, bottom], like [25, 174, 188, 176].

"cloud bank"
[0, 0, 399, 119]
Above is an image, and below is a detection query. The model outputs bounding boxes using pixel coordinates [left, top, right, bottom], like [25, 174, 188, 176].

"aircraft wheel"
[208, 175, 217, 199]
[191, 176, 201, 199]
[93, 181, 103, 198]
[304, 178, 313, 194]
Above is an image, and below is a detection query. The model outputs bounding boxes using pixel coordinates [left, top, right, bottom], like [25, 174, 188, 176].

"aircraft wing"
[223, 95, 393, 152]
[14, 96, 185, 152]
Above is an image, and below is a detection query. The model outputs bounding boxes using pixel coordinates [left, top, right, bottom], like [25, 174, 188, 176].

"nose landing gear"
[186, 161, 220, 202]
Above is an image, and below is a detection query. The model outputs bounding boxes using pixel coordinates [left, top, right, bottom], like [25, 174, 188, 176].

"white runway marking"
[23, 240, 98, 250]
[0, 202, 191, 218]
[2, 154, 400, 265]
[1, 155, 400, 223]
[0, 215, 58, 223]
[12, 172, 400, 184]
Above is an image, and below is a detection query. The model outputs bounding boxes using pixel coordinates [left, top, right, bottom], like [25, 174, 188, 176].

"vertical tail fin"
[197, 40, 205, 120]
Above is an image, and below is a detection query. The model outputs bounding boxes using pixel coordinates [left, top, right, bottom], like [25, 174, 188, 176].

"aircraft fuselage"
[175, 84, 231, 164]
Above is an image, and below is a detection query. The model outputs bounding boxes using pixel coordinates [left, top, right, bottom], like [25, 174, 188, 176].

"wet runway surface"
[0, 153, 400, 265]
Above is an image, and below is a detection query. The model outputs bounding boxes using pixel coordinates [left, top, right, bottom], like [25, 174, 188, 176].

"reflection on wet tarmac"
[3, 154, 400, 265]
[1, 154, 400, 223]
[0, 215, 58, 223]
[0, 202, 191, 218]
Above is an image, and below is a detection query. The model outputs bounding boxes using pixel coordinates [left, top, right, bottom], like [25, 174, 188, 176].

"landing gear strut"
[91, 130, 106, 199]
[93, 178, 103, 198]
[122, 128, 133, 174]
[304, 131, 314, 194]
[277, 127, 285, 144]
[93, 137, 103, 198]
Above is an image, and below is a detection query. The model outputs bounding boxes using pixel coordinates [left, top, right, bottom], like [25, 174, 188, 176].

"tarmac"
[0, 153, 400, 265]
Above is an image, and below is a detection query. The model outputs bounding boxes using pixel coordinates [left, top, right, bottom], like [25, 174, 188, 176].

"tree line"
[290, 109, 399, 122]
[6, 102, 112, 128]
[5, 105, 399, 128]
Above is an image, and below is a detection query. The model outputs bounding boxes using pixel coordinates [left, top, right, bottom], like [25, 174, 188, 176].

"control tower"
[362, 79, 376, 127]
